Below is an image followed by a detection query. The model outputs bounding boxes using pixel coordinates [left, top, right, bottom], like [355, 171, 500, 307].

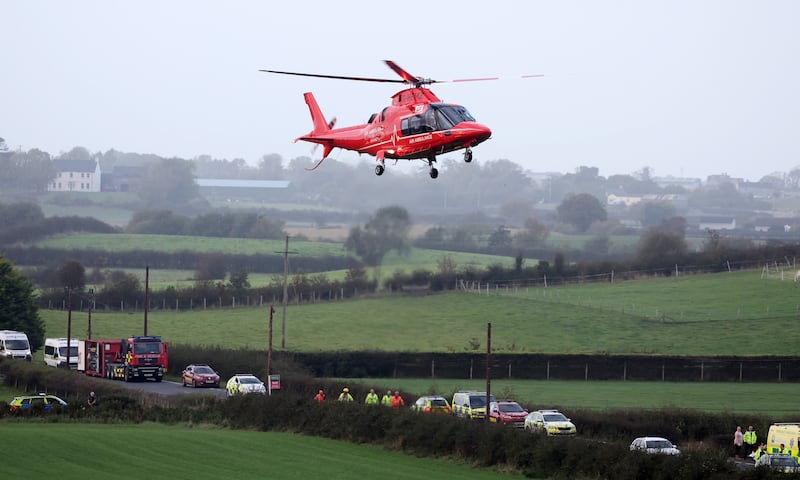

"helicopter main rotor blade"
[260, 69, 404, 84]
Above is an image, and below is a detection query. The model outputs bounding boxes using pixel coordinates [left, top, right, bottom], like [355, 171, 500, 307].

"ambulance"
[767, 423, 800, 456]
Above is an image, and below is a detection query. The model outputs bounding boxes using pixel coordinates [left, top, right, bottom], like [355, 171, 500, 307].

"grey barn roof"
[54, 158, 97, 172]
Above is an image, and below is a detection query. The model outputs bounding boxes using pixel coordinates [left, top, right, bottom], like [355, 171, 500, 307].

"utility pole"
[144, 265, 150, 336]
[486, 322, 492, 423]
[275, 236, 297, 350]
[267, 304, 274, 377]
[86, 288, 94, 339]
[66, 287, 72, 369]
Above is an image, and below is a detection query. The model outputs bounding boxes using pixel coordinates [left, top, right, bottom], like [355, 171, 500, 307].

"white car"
[225, 374, 266, 397]
[523, 409, 577, 435]
[630, 437, 681, 455]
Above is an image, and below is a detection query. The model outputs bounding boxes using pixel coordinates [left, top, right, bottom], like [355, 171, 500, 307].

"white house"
[49, 158, 101, 192]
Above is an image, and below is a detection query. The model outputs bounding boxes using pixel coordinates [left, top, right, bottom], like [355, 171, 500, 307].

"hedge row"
[0, 355, 787, 479]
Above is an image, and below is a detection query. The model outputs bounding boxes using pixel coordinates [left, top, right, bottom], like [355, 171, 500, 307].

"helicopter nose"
[461, 122, 492, 145]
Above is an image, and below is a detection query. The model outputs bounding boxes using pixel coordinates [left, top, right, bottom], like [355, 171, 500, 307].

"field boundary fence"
[290, 352, 800, 383]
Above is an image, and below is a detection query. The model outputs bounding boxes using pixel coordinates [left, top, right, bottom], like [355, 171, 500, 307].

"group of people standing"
[314, 387, 405, 411]
[733, 425, 784, 462]
[733, 425, 758, 460]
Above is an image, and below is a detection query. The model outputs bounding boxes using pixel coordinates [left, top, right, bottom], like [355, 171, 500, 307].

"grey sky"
[2, 1, 798, 181]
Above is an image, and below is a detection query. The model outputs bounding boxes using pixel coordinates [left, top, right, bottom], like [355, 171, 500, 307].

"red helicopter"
[261, 61, 527, 179]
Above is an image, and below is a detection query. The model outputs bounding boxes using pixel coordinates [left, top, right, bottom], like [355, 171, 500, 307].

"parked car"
[9, 393, 68, 412]
[225, 374, 266, 397]
[452, 391, 497, 420]
[182, 364, 220, 388]
[630, 437, 681, 455]
[410, 395, 452, 414]
[755, 454, 800, 472]
[489, 401, 528, 428]
[524, 409, 577, 435]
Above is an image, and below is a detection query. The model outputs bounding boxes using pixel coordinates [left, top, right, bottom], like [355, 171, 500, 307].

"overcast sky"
[2, 1, 798, 181]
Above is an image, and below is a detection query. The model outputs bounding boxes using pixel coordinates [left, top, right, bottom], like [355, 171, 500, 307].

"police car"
[523, 409, 577, 435]
[9, 393, 68, 412]
[225, 374, 267, 397]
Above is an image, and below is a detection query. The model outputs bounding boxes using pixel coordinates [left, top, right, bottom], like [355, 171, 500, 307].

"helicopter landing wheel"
[375, 164, 385, 176]
[429, 168, 439, 179]
[464, 148, 473, 163]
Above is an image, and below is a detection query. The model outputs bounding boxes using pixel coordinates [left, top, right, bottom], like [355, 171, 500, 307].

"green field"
[342, 378, 800, 416]
[42, 269, 800, 355]
[33, 233, 525, 272]
[1, 423, 519, 479]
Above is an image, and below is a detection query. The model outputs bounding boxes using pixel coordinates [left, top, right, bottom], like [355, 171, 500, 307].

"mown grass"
[1, 423, 520, 480]
[41, 269, 800, 355]
[341, 378, 800, 417]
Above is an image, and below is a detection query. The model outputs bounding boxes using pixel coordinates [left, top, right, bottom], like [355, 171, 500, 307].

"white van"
[43, 338, 80, 369]
[0, 330, 32, 361]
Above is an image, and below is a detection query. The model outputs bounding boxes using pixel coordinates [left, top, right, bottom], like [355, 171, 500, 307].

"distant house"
[49, 158, 101, 192]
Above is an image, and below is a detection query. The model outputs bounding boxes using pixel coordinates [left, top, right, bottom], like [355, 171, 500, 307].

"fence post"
[546, 360, 550, 380]
[700, 359, 704, 381]
[623, 361, 627, 381]
[779, 363, 782, 382]
[508, 362, 512, 379]
[431, 359, 435, 378]
[661, 361, 665, 381]
[585, 363, 588, 381]
[739, 362, 743, 382]
[469, 358, 473, 379]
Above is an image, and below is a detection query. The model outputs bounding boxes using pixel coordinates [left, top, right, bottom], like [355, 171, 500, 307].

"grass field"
[341, 378, 800, 417]
[1, 423, 520, 479]
[41, 269, 800, 355]
[33, 233, 525, 273]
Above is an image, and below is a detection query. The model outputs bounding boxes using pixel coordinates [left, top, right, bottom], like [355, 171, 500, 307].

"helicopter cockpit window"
[367, 113, 377, 124]
[435, 104, 476, 126]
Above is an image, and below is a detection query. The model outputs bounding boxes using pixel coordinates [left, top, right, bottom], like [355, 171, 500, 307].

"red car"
[489, 401, 528, 428]
[181, 364, 220, 388]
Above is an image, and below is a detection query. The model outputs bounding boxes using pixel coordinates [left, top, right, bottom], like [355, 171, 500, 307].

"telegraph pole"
[66, 287, 72, 369]
[275, 236, 297, 350]
[144, 265, 150, 336]
[267, 304, 274, 376]
[486, 322, 492, 423]
[86, 288, 94, 339]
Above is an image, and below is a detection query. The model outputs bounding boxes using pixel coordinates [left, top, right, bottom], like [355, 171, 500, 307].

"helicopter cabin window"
[367, 113, 377, 123]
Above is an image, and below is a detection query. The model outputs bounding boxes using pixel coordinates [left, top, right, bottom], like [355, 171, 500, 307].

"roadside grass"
[0, 423, 520, 479]
[41, 269, 800, 355]
[341, 378, 800, 417]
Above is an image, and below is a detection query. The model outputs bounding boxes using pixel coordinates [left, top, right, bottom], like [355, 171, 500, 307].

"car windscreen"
[6, 339, 29, 350]
[646, 440, 673, 449]
[195, 366, 215, 374]
[58, 346, 79, 357]
[240, 377, 261, 384]
[133, 342, 162, 354]
[430, 398, 448, 407]
[543, 413, 568, 422]
[469, 395, 496, 408]
[499, 403, 525, 413]
[773, 457, 798, 467]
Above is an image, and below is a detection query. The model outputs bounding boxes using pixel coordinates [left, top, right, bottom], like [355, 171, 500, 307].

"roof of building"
[53, 158, 97, 172]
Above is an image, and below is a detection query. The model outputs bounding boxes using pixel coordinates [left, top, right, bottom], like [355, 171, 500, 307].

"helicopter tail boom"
[302, 92, 331, 135]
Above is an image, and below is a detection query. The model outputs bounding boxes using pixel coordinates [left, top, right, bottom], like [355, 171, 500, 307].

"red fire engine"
[80, 336, 169, 382]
